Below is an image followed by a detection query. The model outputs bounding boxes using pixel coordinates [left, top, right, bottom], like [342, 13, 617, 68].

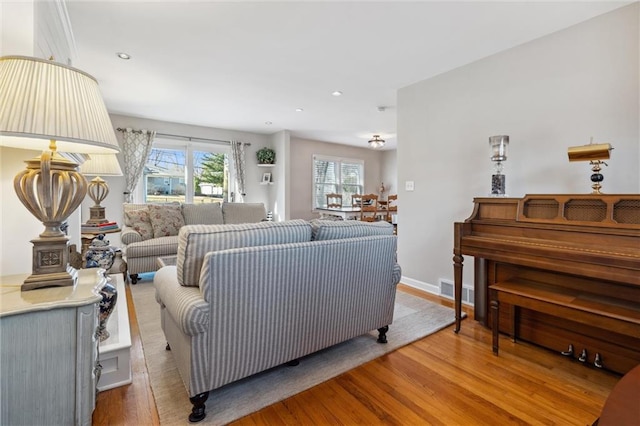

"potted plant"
[256, 147, 276, 165]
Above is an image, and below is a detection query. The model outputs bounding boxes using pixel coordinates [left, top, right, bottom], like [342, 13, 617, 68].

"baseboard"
[400, 276, 440, 295]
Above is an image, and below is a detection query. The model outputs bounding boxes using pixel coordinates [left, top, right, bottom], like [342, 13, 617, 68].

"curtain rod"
[116, 128, 251, 146]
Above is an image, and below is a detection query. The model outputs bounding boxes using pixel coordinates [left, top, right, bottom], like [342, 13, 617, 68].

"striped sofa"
[121, 202, 266, 283]
[153, 219, 401, 422]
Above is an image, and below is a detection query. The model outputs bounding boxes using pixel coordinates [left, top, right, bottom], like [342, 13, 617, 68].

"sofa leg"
[130, 274, 139, 284]
[188, 391, 209, 423]
[287, 359, 300, 366]
[377, 326, 389, 344]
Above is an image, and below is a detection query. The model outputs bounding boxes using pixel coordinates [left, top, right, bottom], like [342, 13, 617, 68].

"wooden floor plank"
[93, 284, 619, 426]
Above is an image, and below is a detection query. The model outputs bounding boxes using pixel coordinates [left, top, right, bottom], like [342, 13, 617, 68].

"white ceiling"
[66, 1, 630, 150]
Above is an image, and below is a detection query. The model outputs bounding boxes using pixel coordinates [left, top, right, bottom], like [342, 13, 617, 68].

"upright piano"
[453, 194, 640, 374]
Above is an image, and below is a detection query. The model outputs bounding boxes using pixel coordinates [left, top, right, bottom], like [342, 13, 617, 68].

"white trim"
[312, 153, 364, 165]
[400, 276, 440, 295]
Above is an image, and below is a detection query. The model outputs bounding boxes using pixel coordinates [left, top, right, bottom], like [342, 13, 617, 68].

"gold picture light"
[567, 139, 613, 194]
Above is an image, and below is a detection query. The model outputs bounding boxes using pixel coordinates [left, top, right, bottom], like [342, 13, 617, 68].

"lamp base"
[22, 236, 78, 291]
[86, 205, 108, 225]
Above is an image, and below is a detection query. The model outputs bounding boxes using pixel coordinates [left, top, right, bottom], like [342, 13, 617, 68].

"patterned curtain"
[230, 141, 246, 202]
[121, 128, 155, 203]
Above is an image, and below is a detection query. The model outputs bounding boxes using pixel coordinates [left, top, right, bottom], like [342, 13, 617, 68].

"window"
[143, 140, 230, 204]
[313, 155, 364, 208]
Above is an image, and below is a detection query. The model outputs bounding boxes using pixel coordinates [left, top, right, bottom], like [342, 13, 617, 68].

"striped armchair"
[153, 219, 401, 422]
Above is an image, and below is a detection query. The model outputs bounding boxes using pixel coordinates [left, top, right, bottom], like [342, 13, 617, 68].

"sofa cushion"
[310, 219, 394, 241]
[125, 235, 180, 258]
[124, 209, 154, 241]
[123, 203, 152, 223]
[222, 203, 267, 224]
[177, 219, 312, 287]
[182, 203, 224, 226]
[149, 204, 185, 238]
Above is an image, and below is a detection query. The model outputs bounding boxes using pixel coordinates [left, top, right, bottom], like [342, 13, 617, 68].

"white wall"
[397, 3, 639, 295]
[270, 130, 290, 221]
[288, 137, 390, 220]
[380, 150, 398, 196]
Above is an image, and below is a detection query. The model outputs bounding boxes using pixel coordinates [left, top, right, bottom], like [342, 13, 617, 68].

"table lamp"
[80, 154, 123, 225]
[0, 56, 120, 291]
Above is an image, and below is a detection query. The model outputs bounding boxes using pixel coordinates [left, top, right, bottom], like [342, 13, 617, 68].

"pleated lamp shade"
[0, 56, 119, 153]
[80, 154, 123, 176]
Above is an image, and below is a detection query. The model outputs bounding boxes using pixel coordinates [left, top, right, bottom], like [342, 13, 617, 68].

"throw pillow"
[124, 209, 154, 241]
[148, 204, 185, 238]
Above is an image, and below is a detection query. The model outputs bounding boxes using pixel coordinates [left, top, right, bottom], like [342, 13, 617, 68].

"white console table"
[97, 273, 132, 391]
[0, 269, 105, 426]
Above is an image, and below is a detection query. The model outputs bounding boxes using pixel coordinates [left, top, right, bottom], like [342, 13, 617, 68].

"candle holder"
[489, 135, 509, 196]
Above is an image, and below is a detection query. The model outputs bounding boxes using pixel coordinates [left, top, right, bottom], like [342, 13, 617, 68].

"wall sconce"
[489, 135, 509, 196]
[567, 139, 613, 194]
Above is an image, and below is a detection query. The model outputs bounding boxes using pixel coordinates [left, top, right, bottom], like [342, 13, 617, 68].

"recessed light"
[116, 52, 131, 60]
[332, 91, 343, 97]
[295, 108, 304, 112]
[265, 121, 273, 125]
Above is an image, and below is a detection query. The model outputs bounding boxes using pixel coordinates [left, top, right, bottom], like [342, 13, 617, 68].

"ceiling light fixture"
[332, 91, 343, 97]
[265, 121, 272, 125]
[295, 108, 304, 112]
[368, 135, 385, 149]
[116, 52, 131, 60]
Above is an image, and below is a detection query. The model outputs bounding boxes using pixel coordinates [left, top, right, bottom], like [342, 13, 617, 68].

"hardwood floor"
[93, 284, 620, 425]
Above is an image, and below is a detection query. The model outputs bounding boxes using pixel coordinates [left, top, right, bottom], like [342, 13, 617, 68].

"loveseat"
[121, 202, 266, 283]
[153, 219, 401, 422]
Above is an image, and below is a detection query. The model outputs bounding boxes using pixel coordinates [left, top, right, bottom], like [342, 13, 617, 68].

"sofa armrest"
[121, 226, 143, 245]
[392, 263, 402, 285]
[154, 266, 209, 336]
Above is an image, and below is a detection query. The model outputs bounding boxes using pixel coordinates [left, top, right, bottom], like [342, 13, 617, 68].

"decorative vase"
[96, 280, 118, 341]
[85, 234, 118, 341]
[85, 234, 116, 272]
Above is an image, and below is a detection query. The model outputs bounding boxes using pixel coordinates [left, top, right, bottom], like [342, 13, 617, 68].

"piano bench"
[489, 279, 640, 362]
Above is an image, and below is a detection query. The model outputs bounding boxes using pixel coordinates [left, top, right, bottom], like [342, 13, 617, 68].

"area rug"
[131, 282, 459, 425]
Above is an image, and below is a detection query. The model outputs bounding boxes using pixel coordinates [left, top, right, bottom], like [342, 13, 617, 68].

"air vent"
[440, 279, 473, 305]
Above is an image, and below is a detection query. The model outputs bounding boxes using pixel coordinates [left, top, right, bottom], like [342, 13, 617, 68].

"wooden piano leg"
[490, 289, 499, 355]
[453, 254, 464, 333]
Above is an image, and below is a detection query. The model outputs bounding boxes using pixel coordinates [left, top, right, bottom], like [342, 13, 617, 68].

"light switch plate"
[405, 181, 415, 191]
